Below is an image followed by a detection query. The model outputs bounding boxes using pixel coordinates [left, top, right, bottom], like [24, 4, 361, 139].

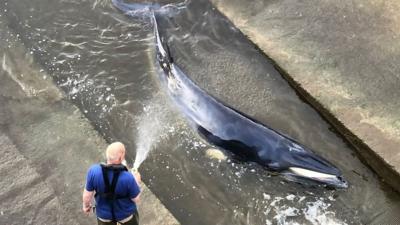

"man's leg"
[97, 218, 117, 225]
[120, 211, 139, 225]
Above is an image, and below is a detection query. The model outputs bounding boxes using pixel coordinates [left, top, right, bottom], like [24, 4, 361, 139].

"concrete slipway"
[211, 0, 400, 193]
[0, 22, 179, 225]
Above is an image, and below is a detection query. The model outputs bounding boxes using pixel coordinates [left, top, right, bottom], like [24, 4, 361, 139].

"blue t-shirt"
[85, 164, 140, 221]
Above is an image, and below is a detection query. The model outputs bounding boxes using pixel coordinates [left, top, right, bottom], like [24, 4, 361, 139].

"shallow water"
[2, 0, 400, 224]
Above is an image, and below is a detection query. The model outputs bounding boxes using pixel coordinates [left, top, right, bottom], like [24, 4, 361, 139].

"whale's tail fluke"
[112, 0, 179, 67]
[112, 0, 186, 18]
[112, 0, 160, 16]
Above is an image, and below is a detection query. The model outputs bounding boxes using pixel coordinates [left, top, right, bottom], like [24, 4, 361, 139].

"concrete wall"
[211, 0, 400, 192]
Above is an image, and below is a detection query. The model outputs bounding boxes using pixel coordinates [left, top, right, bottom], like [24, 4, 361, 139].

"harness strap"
[101, 166, 111, 195]
[110, 170, 121, 222]
[98, 164, 128, 222]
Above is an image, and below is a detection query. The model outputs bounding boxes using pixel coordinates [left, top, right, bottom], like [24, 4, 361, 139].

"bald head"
[106, 142, 126, 164]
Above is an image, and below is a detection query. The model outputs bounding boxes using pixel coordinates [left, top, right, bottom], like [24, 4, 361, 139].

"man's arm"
[132, 195, 140, 203]
[83, 165, 96, 215]
[131, 171, 141, 203]
[82, 188, 94, 215]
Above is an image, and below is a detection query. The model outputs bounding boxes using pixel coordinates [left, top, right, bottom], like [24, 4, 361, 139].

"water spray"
[132, 155, 143, 171]
[131, 99, 174, 172]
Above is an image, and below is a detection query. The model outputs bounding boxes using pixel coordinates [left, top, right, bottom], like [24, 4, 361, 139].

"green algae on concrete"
[210, 0, 400, 192]
[0, 24, 179, 225]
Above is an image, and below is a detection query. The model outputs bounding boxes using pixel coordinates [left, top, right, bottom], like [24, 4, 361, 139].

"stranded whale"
[113, 0, 348, 188]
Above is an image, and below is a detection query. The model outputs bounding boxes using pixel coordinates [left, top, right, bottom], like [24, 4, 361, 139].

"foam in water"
[260, 193, 348, 225]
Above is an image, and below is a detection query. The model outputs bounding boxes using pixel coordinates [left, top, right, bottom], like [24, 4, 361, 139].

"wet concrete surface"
[210, 0, 400, 193]
[0, 23, 179, 225]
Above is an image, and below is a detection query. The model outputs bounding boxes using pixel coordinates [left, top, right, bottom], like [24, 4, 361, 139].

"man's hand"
[82, 188, 94, 216]
[131, 169, 141, 184]
[134, 171, 141, 184]
[130, 169, 141, 204]
[82, 204, 92, 215]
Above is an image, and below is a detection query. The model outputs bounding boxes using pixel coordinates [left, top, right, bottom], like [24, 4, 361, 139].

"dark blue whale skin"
[113, 0, 348, 188]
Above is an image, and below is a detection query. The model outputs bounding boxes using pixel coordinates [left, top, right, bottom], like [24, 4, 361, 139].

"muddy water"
[2, 0, 400, 224]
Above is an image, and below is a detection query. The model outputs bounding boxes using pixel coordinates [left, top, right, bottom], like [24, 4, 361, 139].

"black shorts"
[97, 211, 139, 225]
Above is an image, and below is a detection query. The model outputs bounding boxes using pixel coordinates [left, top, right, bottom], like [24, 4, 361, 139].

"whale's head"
[274, 144, 348, 188]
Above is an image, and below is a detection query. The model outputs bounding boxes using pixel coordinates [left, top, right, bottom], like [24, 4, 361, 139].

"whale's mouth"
[285, 167, 348, 188]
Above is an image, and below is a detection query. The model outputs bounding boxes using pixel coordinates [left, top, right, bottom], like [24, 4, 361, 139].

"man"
[83, 142, 141, 225]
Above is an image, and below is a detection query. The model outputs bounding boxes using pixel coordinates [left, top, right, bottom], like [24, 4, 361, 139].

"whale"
[113, 0, 348, 188]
